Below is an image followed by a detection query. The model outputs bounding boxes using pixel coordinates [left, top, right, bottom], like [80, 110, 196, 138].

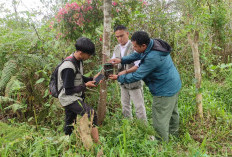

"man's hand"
[109, 74, 118, 80]
[109, 58, 121, 65]
[85, 81, 96, 87]
[93, 72, 101, 80]
[118, 70, 127, 76]
[93, 72, 104, 85]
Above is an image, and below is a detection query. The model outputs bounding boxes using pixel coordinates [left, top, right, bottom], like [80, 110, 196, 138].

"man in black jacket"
[57, 37, 100, 143]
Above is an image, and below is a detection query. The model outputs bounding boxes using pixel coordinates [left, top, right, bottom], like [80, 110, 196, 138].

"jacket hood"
[143, 39, 172, 57]
[152, 38, 172, 53]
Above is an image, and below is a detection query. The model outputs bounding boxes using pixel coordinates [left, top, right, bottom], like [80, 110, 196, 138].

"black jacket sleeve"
[82, 75, 93, 83]
[61, 68, 86, 95]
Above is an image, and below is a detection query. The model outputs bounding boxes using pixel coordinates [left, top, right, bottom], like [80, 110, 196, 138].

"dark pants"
[64, 100, 98, 135]
[152, 92, 179, 142]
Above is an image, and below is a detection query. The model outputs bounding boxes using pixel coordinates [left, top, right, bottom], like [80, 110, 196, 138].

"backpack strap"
[64, 56, 81, 74]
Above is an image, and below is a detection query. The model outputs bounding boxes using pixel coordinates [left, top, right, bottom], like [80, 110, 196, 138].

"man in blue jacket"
[109, 31, 181, 142]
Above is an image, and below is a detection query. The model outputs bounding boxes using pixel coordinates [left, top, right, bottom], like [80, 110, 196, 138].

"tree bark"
[187, 31, 203, 118]
[97, 0, 111, 125]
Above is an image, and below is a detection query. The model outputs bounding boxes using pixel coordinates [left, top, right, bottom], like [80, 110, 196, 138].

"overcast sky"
[1, 0, 43, 13]
[0, 0, 54, 22]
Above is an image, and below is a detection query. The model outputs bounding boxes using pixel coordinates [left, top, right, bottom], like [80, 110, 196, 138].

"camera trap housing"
[103, 63, 114, 78]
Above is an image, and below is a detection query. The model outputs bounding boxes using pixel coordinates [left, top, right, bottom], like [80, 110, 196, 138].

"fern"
[18, 54, 47, 69]
[0, 60, 17, 92]
[0, 95, 25, 113]
[17, 54, 49, 98]
[5, 76, 25, 97]
[0, 95, 20, 104]
[0, 54, 48, 99]
[34, 83, 47, 97]
[4, 103, 26, 113]
[0, 54, 53, 121]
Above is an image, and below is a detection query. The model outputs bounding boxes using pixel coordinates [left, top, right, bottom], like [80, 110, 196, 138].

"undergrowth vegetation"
[1, 0, 232, 156]
[0, 76, 232, 156]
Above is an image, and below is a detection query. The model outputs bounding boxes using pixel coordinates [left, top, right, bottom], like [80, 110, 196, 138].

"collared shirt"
[112, 40, 140, 67]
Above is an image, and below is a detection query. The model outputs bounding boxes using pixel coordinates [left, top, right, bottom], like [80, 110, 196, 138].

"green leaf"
[43, 89, 49, 98]
[43, 103, 50, 107]
[36, 78, 45, 84]
[84, 71, 93, 77]
[4, 103, 24, 113]
[210, 65, 217, 70]
[12, 103, 23, 113]
[28, 117, 33, 122]
[220, 63, 232, 69]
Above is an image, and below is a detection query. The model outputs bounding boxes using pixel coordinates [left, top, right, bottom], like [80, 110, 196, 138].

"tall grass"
[0, 76, 232, 156]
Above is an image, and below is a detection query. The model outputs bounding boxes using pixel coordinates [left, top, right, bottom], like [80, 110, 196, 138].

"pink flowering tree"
[50, 0, 148, 41]
[52, 0, 103, 41]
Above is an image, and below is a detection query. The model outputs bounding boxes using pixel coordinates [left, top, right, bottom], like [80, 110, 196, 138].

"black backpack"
[49, 56, 80, 98]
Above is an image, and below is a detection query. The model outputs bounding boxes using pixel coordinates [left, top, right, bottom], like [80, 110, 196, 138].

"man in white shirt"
[111, 25, 147, 121]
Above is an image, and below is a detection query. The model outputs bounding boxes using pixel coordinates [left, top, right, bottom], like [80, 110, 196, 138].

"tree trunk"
[187, 31, 203, 118]
[12, 0, 19, 21]
[97, 0, 112, 125]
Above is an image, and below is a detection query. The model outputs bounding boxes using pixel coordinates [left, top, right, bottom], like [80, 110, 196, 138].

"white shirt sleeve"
[111, 53, 116, 59]
[134, 60, 141, 67]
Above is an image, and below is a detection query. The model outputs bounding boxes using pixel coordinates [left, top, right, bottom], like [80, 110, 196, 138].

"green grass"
[0, 78, 232, 156]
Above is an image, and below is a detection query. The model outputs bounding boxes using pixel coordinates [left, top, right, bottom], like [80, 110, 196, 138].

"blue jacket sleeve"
[121, 52, 141, 64]
[118, 53, 158, 84]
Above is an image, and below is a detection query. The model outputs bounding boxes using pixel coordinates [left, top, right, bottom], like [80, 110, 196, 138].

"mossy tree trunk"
[97, 0, 112, 125]
[187, 31, 203, 118]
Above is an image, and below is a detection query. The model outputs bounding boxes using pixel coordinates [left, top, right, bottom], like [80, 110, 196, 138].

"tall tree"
[187, 31, 203, 118]
[185, 0, 206, 118]
[97, 0, 112, 125]
[178, 0, 206, 118]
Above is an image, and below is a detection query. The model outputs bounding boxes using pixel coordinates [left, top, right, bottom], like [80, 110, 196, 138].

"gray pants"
[152, 92, 179, 142]
[120, 86, 147, 121]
